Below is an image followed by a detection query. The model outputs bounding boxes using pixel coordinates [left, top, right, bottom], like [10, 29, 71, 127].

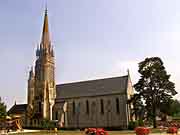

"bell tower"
[27, 8, 56, 125]
[34, 8, 56, 120]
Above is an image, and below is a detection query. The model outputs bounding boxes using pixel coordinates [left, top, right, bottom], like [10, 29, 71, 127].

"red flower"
[85, 128, 108, 135]
[167, 127, 178, 134]
[135, 127, 150, 135]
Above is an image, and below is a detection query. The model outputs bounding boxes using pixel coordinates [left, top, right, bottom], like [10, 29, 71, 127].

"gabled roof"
[56, 75, 129, 99]
[8, 104, 27, 115]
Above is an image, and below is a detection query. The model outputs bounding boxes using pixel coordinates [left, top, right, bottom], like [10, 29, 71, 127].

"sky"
[1, 0, 180, 109]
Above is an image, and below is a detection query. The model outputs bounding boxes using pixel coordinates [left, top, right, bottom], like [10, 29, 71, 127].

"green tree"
[159, 99, 180, 120]
[0, 97, 7, 119]
[170, 99, 180, 116]
[134, 57, 177, 128]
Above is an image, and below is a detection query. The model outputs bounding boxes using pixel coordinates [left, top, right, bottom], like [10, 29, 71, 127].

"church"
[8, 8, 134, 129]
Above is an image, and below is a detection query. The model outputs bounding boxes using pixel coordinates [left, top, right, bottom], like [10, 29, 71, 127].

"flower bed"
[84, 128, 108, 135]
[167, 127, 178, 134]
[135, 127, 150, 135]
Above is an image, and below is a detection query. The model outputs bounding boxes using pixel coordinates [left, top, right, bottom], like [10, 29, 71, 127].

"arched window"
[86, 100, 89, 114]
[116, 98, 120, 114]
[72, 101, 75, 114]
[38, 102, 41, 113]
[100, 99, 104, 114]
[55, 111, 58, 120]
[30, 120, 32, 125]
[77, 102, 81, 114]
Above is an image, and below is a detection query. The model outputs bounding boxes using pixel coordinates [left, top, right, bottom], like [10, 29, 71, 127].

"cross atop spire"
[41, 6, 50, 48]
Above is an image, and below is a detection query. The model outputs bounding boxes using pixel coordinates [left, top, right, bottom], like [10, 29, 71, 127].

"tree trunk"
[153, 104, 157, 128]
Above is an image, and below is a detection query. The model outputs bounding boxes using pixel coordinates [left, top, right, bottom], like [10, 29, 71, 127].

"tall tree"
[0, 97, 7, 119]
[134, 57, 177, 128]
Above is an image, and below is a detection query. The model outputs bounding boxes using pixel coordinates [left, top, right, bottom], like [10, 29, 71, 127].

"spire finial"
[45, 0, 48, 14]
[31, 66, 33, 72]
[29, 66, 34, 79]
[127, 68, 130, 76]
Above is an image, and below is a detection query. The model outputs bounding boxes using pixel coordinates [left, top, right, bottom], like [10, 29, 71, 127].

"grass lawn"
[10, 130, 167, 135]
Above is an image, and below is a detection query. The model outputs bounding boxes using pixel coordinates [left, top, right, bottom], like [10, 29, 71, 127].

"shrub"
[128, 121, 138, 130]
[138, 119, 144, 126]
[135, 127, 150, 135]
[40, 119, 56, 129]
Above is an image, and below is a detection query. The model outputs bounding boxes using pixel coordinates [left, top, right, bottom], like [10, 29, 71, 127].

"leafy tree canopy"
[170, 99, 180, 116]
[160, 99, 180, 117]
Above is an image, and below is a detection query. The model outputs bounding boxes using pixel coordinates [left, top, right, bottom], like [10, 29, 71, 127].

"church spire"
[41, 7, 50, 48]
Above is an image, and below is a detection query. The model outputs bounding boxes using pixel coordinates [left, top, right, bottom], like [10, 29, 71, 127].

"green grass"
[11, 130, 135, 135]
[9, 129, 170, 135]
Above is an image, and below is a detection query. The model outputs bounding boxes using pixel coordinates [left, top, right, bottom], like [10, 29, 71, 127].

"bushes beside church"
[40, 119, 56, 129]
[26, 119, 56, 129]
[128, 121, 138, 130]
[128, 120, 144, 130]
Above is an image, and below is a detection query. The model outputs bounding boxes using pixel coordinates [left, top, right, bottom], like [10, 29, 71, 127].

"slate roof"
[8, 104, 27, 115]
[56, 75, 128, 99]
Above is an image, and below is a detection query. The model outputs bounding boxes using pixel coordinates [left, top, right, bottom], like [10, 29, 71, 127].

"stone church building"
[8, 9, 134, 129]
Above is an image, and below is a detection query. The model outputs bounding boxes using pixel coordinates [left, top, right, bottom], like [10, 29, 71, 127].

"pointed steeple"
[41, 7, 50, 48]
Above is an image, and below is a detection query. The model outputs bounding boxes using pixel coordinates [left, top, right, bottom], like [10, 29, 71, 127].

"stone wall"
[53, 93, 129, 129]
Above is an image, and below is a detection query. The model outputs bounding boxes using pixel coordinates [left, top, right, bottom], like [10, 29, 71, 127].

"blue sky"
[1, 0, 180, 109]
